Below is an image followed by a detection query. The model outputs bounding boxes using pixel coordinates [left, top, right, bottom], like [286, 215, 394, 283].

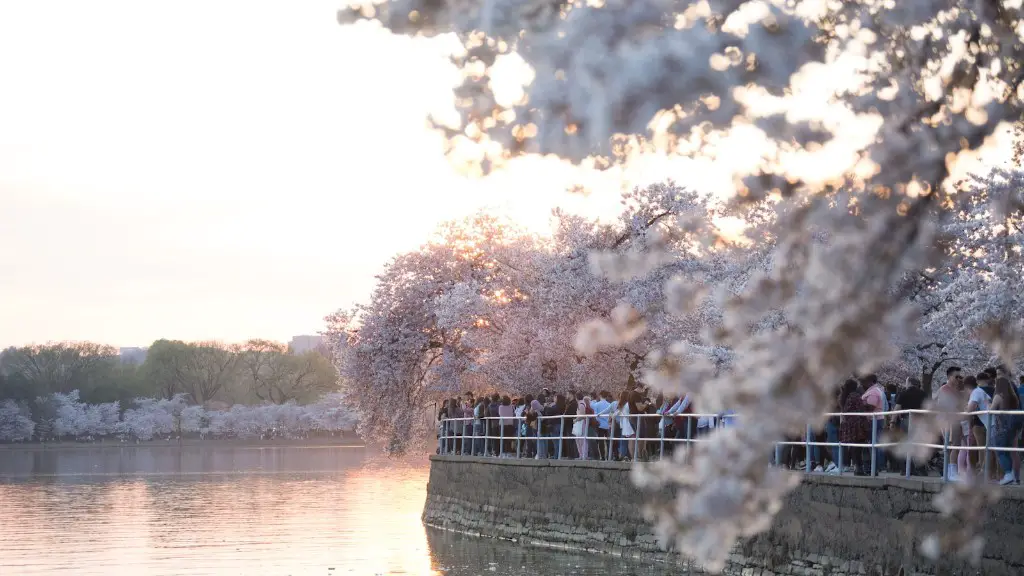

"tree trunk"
[921, 370, 934, 396]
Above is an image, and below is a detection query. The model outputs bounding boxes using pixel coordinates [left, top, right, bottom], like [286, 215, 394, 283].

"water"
[0, 446, 678, 575]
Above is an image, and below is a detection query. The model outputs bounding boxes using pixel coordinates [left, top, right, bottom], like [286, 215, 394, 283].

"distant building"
[119, 347, 148, 365]
[288, 335, 323, 355]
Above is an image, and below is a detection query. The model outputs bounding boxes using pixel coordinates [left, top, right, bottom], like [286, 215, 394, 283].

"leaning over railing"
[436, 408, 1024, 483]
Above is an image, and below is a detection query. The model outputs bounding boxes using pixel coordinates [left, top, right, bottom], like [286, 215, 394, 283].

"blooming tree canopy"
[340, 0, 1024, 570]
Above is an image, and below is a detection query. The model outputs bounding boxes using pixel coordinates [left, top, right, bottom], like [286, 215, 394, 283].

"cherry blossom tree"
[325, 213, 540, 451]
[342, 0, 1024, 570]
[0, 399, 34, 442]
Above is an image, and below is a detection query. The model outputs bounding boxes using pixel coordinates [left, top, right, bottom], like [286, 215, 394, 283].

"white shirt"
[969, 387, 993, 430]
[618, 403, 634, 437]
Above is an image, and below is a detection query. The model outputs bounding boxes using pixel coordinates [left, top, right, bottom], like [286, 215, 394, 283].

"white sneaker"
[999, 472, 1015, 486]
[947, 466, 960, 482]
[813, 465, 824, 473]
[824, 462, 839, 474]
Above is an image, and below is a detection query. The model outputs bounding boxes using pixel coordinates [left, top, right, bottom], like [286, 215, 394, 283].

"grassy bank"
[0, 437, 366, 451]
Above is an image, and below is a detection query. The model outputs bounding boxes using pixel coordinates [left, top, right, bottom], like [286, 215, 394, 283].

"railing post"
[441, 419, 446, 455]
[500, 419, 505, 458]
[774, 442, 781, 469]
[904, 412, 912, 478]
[608, 418, 615, 462]
[870, 416, 878, 477]
[484, 417, 489, 457]
[805, 423, 812, 473]
[942, 425, 950, 482]
[558, 416, 565, 460]
[516, 415, 522, 459]
[634, 415, 641, 461]
[984, 411, 991, 481]
[686, 415, 692, 458]
[659, 416, 665, 460]
[837, 431, 843, 476]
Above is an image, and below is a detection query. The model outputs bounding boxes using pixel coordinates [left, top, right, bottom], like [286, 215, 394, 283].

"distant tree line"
[0, 391, 355, 443]
[0, 339, 344, 442]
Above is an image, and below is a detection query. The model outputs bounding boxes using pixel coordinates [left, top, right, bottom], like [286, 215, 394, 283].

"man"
[590, 391, 613, 460]
[936, 366, 966, 481]
[860, 374, 888, 475]
[893, 377, 927, 475]
[893, 377, 927, 429]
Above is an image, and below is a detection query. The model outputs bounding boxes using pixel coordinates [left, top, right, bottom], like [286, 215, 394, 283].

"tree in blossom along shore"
[0, 391, 357, 443]
[0, 400, 34, 442]
[324, 182, 770, 450]
[341, 0, 1024, 570]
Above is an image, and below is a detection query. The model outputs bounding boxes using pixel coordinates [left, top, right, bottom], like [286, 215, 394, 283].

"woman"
[658, 396, 678, 456]
[573, 397, 595, 460]
[473, 397, 490, 456]
[616, 391, 636, 461]
[563, 392, 578, 459]
[525, 399, 541, 458]
[967, 373, 995, 481]
[839, 378, 872, 476]
[498, 396, 516, 456]
[991, 377, 1022, 485]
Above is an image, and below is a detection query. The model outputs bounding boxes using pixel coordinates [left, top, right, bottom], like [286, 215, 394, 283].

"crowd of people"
[437, 386, 731, 462]
[436, 365, 1024, 485]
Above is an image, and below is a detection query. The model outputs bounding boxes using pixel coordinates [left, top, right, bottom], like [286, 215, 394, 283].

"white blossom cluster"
[0, 399, 35, 442]
[0, 392, 356, 443]
[340, 0, 1024, 570]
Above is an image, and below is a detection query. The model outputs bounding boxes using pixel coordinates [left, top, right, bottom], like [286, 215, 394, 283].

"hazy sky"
[0, 1, 679, 348]
[1, 2, 1013, 349]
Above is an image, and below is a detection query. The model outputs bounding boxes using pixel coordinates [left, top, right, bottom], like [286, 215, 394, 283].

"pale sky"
[0, 2, 1012, 349]
[0, 1, 691, 348]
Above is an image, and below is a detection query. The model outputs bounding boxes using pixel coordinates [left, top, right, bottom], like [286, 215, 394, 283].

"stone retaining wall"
[423, 455, 1024, 576]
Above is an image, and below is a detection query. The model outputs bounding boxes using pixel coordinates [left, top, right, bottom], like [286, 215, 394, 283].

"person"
[860, 374, 887, 475]
[590, 391, 613, 460]
[572, 397, 595, 460]
[936, 366, 967, 481]
[968, 372, 996, 481]
[823, 386, 842, 474]
[562, 392, 579, 459]
[525, 399, 541, 457]
[539, 394, 566, 459]
[990, 377, 1022, 485]
[839, 378, 872, 476]
[671, 394, 696, 447]
[616, 391, 636, 461]
[473, 396, 490, 456]
[498, 396, 516, 456]
[892, 377, 927, 475]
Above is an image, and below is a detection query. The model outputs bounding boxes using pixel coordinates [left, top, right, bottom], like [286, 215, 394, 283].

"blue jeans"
[473, 422, 485, 456]
[538, 431, 552, 458]
[995, 427, 1019, 476]
[825, 420, 839, 465]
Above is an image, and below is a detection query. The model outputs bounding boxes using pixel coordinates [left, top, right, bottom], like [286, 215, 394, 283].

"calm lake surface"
[0, 446, 678, 575]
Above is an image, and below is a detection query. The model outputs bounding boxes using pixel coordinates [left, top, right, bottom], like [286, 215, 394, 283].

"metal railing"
[436, 408, 1024, 483]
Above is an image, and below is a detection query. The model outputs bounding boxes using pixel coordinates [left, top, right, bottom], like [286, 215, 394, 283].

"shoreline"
[0, 437, 366, 451]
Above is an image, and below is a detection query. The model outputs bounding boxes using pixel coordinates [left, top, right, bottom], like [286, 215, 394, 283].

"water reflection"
[0, 446, 677, 575]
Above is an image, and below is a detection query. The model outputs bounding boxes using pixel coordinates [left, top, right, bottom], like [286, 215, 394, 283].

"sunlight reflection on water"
[0, 446, 677, 575]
